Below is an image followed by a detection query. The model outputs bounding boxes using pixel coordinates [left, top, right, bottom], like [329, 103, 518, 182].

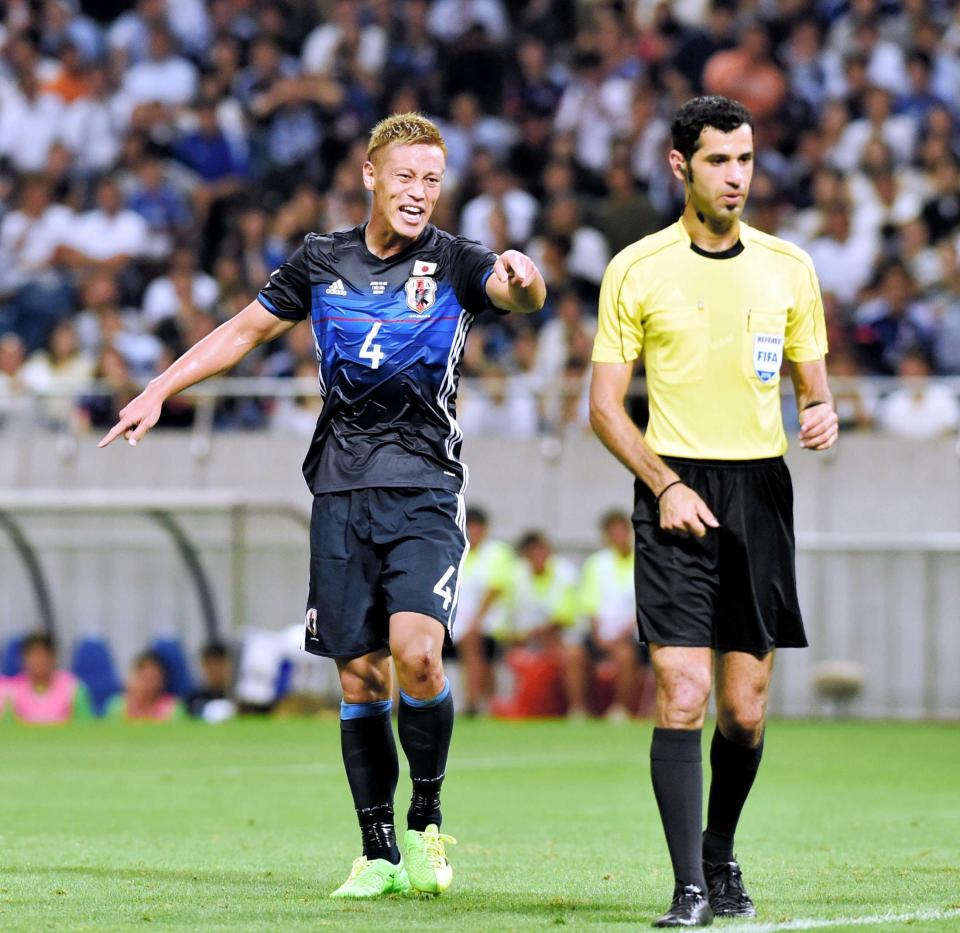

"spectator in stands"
[875, 349, 959, 438]
[6, 632, 92, 723]
[301, 0, 386, 82]
[59, 64, 125, 178]
[534, 290, 596, 389]
[186, 641, 235, 719]
[502, 530, 587, 717]
[74, 271, 161, 382]
[269, 358, 324, 436]
[452, 507, 514, 715]
[806, 201, 877, 306]
[121, 26, 198, 110]
[234, 36, 325, 193]
[853, 259, 935, 374]
[126, 155, 191, 260]
[827, 350, 876, 431]
[77, 345, 141, 430]
[173, 96, 249, 226]
[920, 156, 960, 246]
[53, 175, 150, 281]
[106, 650, 183, 721]
[0, 333, 27, 398]
[703, 20, 787, 133]
[20, 319, 94, 425]
[0, 67, 65, 175]
[0, 175, 75, 351]
[580, 511, 643, 722]
[141, 248, 219, 328]
[553, 48, 633, 178]
[528, 194, 609, 293]
[831, 85, 916, 174]
[457, 363, 540, 438]
[460, 162, 538, 253]
[596, 162, 661, 257]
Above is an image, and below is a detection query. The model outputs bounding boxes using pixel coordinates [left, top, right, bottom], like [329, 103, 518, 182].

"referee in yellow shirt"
[590, 97, 838, 928]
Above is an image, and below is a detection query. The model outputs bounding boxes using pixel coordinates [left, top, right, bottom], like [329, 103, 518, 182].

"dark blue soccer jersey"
[257, 223, 499, 494]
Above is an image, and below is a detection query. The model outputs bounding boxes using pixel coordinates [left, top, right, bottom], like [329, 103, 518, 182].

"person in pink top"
[6, 632, 92, 723]
[105, 650, 184, 721]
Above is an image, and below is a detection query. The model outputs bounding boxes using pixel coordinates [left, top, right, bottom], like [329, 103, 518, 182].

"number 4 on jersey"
[360, 322, 385, 369]
[433, 565, 456, 611]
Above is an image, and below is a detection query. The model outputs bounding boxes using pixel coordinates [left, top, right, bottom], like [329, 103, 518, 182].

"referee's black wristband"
[802, 400, 829, 410]
[656, 480, 684, 506]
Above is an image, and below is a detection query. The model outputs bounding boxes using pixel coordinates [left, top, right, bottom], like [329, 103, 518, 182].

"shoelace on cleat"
[423, 830, 457, 867]
[344, 856, 369, 883]
[710, 865, 750, 907]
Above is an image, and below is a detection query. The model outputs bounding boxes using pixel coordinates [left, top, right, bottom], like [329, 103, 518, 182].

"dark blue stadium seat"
[71, 636, 122, 717]
[151, 637, 195, 698]
[2, 634, 25, 676]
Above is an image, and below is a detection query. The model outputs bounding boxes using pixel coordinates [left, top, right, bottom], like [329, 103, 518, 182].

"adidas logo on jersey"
[326, 279, 347, 296]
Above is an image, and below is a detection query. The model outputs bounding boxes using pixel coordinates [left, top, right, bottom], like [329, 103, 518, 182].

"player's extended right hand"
[657, 483, 719, 539]
[98, 389, 164, 449]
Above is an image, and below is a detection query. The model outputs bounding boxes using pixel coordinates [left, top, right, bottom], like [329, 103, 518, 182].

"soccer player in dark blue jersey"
[100, 113, 545, 898]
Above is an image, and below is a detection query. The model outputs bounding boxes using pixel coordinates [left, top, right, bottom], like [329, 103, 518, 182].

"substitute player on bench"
[101, 113, 545, 899]
[590, 96, 837, 927]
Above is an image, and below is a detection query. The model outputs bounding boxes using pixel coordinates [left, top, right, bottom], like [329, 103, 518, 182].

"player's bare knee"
[394, 644, 444, 695]
[338, 663, 390, 704]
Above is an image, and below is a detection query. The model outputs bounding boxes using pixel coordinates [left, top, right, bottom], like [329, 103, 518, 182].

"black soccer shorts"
[302, 487, 468, 659]
[632, 456, 808, 654]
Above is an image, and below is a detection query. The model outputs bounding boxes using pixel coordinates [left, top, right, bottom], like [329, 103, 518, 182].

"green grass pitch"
[2, 717, 958, 931]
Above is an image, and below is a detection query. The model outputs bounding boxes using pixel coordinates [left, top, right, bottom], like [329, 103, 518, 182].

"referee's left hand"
[798, 402, 839, 451]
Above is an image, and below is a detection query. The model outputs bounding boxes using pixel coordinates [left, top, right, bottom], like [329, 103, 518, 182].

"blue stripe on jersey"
[257, 292, 279, 313]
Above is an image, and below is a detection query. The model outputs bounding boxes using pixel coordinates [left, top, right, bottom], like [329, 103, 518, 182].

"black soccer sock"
[340, 699, 400, 864]
[398, 679, 454, 832]
[650, 727, 706, 890]
[703, 726, 764, 864]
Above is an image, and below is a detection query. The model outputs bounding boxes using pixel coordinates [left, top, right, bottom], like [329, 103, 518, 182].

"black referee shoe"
[652, 883, 714, 927]
[703, 859, 757, 918]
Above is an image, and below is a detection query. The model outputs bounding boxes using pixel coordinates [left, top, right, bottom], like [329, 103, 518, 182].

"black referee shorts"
[302, 487, 467, 660]
[632, 457, 807, 654]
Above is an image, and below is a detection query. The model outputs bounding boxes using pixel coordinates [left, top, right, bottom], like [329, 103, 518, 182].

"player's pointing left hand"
[486, 249, 546, 314]
[493, 249, 537, 287]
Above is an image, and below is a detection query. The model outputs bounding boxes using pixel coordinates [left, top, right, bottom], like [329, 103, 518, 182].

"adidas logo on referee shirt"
[326, 279, 347, 296]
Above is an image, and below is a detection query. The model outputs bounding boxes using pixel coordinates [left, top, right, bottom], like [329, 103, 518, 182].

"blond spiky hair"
[367, 112, 447, 162]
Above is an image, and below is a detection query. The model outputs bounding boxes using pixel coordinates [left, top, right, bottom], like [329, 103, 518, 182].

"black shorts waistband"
[661, 456, 784, 470]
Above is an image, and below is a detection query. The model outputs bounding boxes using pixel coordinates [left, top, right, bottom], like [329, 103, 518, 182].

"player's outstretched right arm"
[99, 300, 296, 448]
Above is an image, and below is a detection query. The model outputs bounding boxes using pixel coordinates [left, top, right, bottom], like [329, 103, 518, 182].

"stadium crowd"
[1, 507, 648, 723]
[0, 0, 959, 439]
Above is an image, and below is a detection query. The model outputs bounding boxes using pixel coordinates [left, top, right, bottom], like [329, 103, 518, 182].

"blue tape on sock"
[340, 698, 393, 720]
[400, 679, 450, 709]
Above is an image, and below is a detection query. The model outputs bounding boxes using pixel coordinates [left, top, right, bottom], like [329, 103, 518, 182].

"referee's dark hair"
[671, 96, 755, 166]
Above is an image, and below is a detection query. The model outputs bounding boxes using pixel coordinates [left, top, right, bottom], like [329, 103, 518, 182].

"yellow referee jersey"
[592, 220, 828, 459]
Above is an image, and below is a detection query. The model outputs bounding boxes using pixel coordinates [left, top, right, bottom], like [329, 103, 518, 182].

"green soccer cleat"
[329, 856, 411, 899]
[402, 824, 457, 894]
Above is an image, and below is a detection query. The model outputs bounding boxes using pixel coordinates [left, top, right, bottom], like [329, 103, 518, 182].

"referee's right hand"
[658, 484, 719, 539]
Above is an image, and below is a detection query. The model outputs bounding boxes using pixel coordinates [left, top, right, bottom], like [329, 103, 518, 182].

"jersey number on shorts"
[433, 565, 456, 611]
[359, 322, 384, 369]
